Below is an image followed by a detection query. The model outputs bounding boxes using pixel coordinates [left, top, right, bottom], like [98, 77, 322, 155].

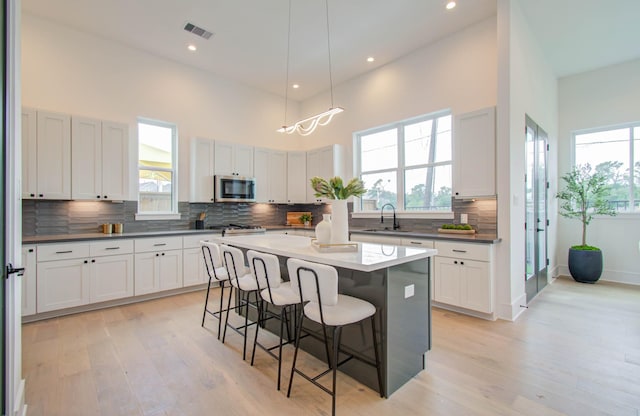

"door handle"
[6, 263, 25, 278]
[536, 228, 544, 232]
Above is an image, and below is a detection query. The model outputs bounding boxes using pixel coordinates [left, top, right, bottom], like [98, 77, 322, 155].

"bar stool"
[200, 241, 231, 339]
[286, 258, 383, 416]
[246, 250, 301, 390]
[220, 244, 265, 361]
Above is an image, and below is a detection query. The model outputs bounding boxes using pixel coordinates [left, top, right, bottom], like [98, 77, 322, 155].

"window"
[355, 111, 452, 212]
[137, 118, 178, 218]
[574, 123, 639, 212]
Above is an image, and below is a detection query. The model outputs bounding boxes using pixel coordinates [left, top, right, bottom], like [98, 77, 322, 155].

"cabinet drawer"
[135, 236, 183, 253]
[37, 242, 90, 262]
[401, 238, 434, 248]
[183, 234, 219, 249]
[90, 239, 134, 256]
[434, 241, 490, 261]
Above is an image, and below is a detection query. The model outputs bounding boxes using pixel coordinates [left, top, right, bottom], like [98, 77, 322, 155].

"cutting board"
[287, 211, 312, 226]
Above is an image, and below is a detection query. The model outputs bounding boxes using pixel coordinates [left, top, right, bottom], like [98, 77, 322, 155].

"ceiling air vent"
[184, 22, 214, 40]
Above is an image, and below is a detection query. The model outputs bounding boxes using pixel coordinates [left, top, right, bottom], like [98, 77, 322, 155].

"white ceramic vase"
[330, 199, 349, 244]
[315, 214, 332, 244]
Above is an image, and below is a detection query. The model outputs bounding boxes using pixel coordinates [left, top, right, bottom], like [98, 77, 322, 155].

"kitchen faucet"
[380, 203, 400, 230]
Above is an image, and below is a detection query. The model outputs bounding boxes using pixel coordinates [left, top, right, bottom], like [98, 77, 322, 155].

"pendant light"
[277, 0, 343, 136]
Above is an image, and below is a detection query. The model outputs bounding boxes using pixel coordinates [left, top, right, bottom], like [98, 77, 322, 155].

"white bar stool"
[200, 241, 231, 339]
[247, 250, 302, 390]
[286, 258, 383, 416]
[220, 244, 265, 361]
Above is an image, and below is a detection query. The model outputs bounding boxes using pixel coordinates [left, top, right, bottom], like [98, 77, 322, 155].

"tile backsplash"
[21, 200, 331, 236]
[22, 197, 496, 237]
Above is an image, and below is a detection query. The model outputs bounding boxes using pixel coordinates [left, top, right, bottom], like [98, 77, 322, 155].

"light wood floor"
[23, 277, 640, 416]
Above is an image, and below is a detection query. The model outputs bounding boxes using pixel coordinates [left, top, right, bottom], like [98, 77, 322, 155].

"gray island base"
[216, 234, 436, 397]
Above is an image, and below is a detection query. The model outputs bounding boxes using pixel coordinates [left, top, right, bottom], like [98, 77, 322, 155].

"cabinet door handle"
[161, 253, 165, 256]
[454, 260, 458, 264]
[460, 261, 464, 265]
[84, 260, 88, 264]
[28, 249, 34, 253]
[153, 243, 167, 247]
[452, 249, 467, 253]
[156, 253, 159, 257]
[55, 250, 73, 254]
[105, 247, 120, 250]
[91, 259, 96, 263]
[97, 195, 101, 199]
[410, 241, 421, 245]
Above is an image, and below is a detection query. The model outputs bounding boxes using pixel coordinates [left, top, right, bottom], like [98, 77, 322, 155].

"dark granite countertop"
[22, 229, 222, 245]
[23, 226, 500, 245]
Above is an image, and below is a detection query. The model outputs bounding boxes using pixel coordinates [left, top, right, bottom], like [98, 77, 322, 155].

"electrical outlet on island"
[460, 213, 468, 224]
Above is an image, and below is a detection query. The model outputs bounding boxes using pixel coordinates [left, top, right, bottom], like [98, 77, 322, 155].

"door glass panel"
[525, 125, 535, 281]
[536, 133, 547, 275]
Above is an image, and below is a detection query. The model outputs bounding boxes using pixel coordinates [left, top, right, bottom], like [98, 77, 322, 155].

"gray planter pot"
[568, 248, 603, 283]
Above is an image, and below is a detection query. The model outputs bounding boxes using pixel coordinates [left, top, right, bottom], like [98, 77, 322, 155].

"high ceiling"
[22, 0, 640, 101]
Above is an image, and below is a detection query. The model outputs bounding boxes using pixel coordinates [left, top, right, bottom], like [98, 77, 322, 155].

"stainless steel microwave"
[214, 175, 256, 202]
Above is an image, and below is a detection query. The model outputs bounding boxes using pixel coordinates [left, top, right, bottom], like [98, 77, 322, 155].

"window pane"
[360, 171, 397, 210]
[139, 170, 173, 212]
[139, 123, 173, 168]
[361, 129, 397, 172]
[434, 115, 452, 163]
[404, 165, 451, 211]
[576, 128, 629, 211]
[404, 120, 432, 167]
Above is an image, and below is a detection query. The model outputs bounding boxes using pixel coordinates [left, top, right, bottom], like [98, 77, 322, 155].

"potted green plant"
[310, 176, 366, 244]
[299, 213, 312, 227]
[556, 164, 616, 283]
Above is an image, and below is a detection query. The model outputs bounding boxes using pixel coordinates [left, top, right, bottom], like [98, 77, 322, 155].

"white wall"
[558, 58, 640, 285]
[496, 0, 558, 320]
[293, 16, 498, 178]
[21, 13, 302, 201]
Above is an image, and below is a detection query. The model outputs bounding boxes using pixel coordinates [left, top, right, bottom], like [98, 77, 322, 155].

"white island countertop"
[214, 234, 437, 272]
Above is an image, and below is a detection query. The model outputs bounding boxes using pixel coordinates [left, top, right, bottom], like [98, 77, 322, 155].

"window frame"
[353, 110, 454, 219]
[571, 121, 639, 215]
[135, 117, 180, 220]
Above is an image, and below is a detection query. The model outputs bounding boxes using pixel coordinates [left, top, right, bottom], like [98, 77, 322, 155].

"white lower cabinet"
[134, 237, 183, 295]
[35, 241, 135, 313]
[433, 241, 493, 314]
[22, 246, 37, 316]
[182, 234, 218, 287]
[90, 254, 134, 303]
[134, 250, 183, 295]
[37, 257, 90, 313]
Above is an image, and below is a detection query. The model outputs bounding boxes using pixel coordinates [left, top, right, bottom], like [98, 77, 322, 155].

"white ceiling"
[22, 0, 640, 101]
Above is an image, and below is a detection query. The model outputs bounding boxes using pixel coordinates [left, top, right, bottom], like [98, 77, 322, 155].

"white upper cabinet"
[287, 151, 307, 203]
[453, 106, 496, 198]
[214, 140, 254, 177]
[101, 121, 129, 200]
[71, 117, 129, 201]
[306, 144, 343, 202]
[22, 109, 71, 199]
[254, 147, 287, 203]
[190, 137, 216, 202]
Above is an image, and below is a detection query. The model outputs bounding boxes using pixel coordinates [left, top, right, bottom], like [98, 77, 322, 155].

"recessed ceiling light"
[292, 84, 300, 89]
[367, 57, 375, 63]
[446, 1, 456, 10]
[187, 44, 197, 51]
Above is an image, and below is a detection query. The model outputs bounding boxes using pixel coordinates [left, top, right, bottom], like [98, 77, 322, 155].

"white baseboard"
[496, 292, 528, 321]
[557, 265, 640, 286]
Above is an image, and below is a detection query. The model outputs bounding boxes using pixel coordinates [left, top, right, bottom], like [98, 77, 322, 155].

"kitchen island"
[215, 233, 437, 397]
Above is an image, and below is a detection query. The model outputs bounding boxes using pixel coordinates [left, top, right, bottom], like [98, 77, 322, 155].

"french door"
[525, 115, 548, 302]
